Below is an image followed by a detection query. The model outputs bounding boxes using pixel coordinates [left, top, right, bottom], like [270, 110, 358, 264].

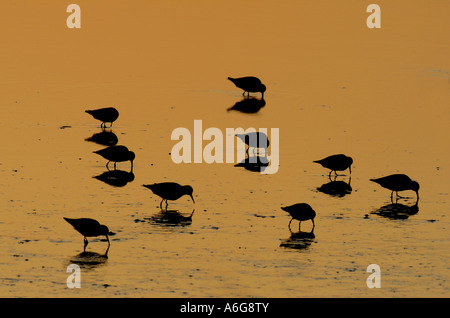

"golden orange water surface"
[0, 1, 449, 297]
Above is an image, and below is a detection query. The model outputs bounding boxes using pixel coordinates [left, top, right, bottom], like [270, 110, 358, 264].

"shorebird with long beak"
[370, 174, 420, 201]
[314, 154, 353, 177]
[93, 145, 135, 170]
[143, 182, 195, 209]
[63, 217, 111, 251]
[228, 76, 266, 98]
[281, 203, 316, 231]
[85, 107, 119, 128]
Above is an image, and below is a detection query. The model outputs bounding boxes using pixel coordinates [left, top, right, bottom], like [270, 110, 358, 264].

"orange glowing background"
[0, 1, 449, 297]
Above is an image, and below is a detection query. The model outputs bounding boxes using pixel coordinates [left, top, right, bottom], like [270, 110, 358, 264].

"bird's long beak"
[190, 194, 195, 204]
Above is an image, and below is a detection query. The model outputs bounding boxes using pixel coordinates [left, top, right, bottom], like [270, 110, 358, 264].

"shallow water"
[1, 1, 449, 298]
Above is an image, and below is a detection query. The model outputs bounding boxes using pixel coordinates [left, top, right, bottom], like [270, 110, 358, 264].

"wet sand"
[0, 1, 449, 297]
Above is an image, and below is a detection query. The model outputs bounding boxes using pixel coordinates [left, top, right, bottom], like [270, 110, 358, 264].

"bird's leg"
[288, 218, 293, 231]
[165, 199, 169, 210]
[106, 161, 111, 170]
[160, 199, 163, 209]
[83, 237, 88, 251]
[298, 221, 302, 231]
[390, 195, 396, 204]
[114, 162, 117, 170]
[311, 219, 315, 229]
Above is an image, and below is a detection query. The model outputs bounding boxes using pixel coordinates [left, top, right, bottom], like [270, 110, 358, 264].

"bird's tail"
[227, 77, 236, 83]
[85, 110, 93, 114]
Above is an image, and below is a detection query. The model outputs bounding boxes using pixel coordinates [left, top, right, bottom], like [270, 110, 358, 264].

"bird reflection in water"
[69, 249, 109, 269]
[280, 228, 315, 250]
[317, 176, 352, 197]
[227, 97, 266, 114]
[85, 130, 118, 147]
[150, 209, 195, 227]
[234, 154, 269, 173]
[94, 169, 135, 187]
[371, 198, 419, 220]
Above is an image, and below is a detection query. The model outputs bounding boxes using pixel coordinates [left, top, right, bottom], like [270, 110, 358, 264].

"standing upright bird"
[314, 154, 353, 177]
[281, 203, 316, 231]
[142, 182, 195, 209]
[85, 107, 119, 128]
[228, 76, 266, 98]
[94, 145, 135, 170]
[370, 174, 420, 200]
[63, 217, 111, 251]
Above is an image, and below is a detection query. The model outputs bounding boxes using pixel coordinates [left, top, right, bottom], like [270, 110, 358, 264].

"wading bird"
[85, 107, 119, 128]
[63, 217, 111, 251]
[314, 154, 353, 177]
[143, 182, 195, 209]
[228, 76, 266, 98]
[94, 145, 135, 170]
[370, 174, 419, 200]
[281, 203, 316, 231]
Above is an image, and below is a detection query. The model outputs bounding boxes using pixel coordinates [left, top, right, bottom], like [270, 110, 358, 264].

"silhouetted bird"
[228, 76, 266, 98]
[314, 154, 353, 177]
[281, 203, 316, 230]
[85, 107, 119, 128]
[227, 97, 266, 114]
[236, 132, 270, 155]
[370, 174, 420, 200]
[142, 182, 195, 209]
[63, 217, 111, 251]
[93, 145, 135, 170]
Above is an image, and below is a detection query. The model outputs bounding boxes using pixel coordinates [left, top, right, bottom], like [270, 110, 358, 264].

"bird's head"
[410, 181, 420, 198]
[99, 225, 110, 236]
[260, 84, 266, 97]
[184, 185, 195, 203]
